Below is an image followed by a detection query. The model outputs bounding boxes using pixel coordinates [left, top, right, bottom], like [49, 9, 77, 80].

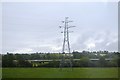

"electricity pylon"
[59, 17, 75, 70]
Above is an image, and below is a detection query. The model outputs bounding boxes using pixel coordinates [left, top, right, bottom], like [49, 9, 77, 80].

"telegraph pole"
[59, 17, 75, 70]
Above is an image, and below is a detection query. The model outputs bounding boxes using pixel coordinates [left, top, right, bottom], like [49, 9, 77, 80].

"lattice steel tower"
[59, 17, 75, 70]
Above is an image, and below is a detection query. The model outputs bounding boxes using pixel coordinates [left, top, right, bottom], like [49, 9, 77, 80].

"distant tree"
[118, 53, 120, 67]
[79, 56, 91, 67]
[98, 56, 107, 67]
[2, 53, 16, 67]
[18, 60, 32, 67]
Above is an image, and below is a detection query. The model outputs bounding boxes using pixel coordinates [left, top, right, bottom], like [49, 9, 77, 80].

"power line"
[59, 17, 76, 70]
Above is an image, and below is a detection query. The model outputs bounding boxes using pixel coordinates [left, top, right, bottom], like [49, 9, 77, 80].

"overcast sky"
[2, 2, 118, 54]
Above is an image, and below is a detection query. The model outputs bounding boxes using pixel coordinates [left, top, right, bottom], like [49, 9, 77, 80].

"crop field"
[2, 68, 119, 78]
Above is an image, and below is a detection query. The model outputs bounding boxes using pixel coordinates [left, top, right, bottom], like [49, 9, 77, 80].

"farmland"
[2, 68, 118, 78]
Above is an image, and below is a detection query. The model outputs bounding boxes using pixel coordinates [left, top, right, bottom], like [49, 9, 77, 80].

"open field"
[2, 68, 119, 78]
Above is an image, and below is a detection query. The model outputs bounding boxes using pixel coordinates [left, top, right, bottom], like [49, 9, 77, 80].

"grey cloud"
[71, 31, 118, 52]
[2, 2, 118, 53]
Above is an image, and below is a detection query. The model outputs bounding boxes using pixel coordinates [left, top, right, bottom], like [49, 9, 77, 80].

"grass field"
[2, 68, 118, 78]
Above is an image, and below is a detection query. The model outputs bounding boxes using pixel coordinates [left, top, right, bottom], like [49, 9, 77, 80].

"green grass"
[2, 68, 118, 78]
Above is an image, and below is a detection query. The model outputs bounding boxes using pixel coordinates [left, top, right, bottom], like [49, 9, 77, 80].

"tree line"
[2, 51, 120, 67]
